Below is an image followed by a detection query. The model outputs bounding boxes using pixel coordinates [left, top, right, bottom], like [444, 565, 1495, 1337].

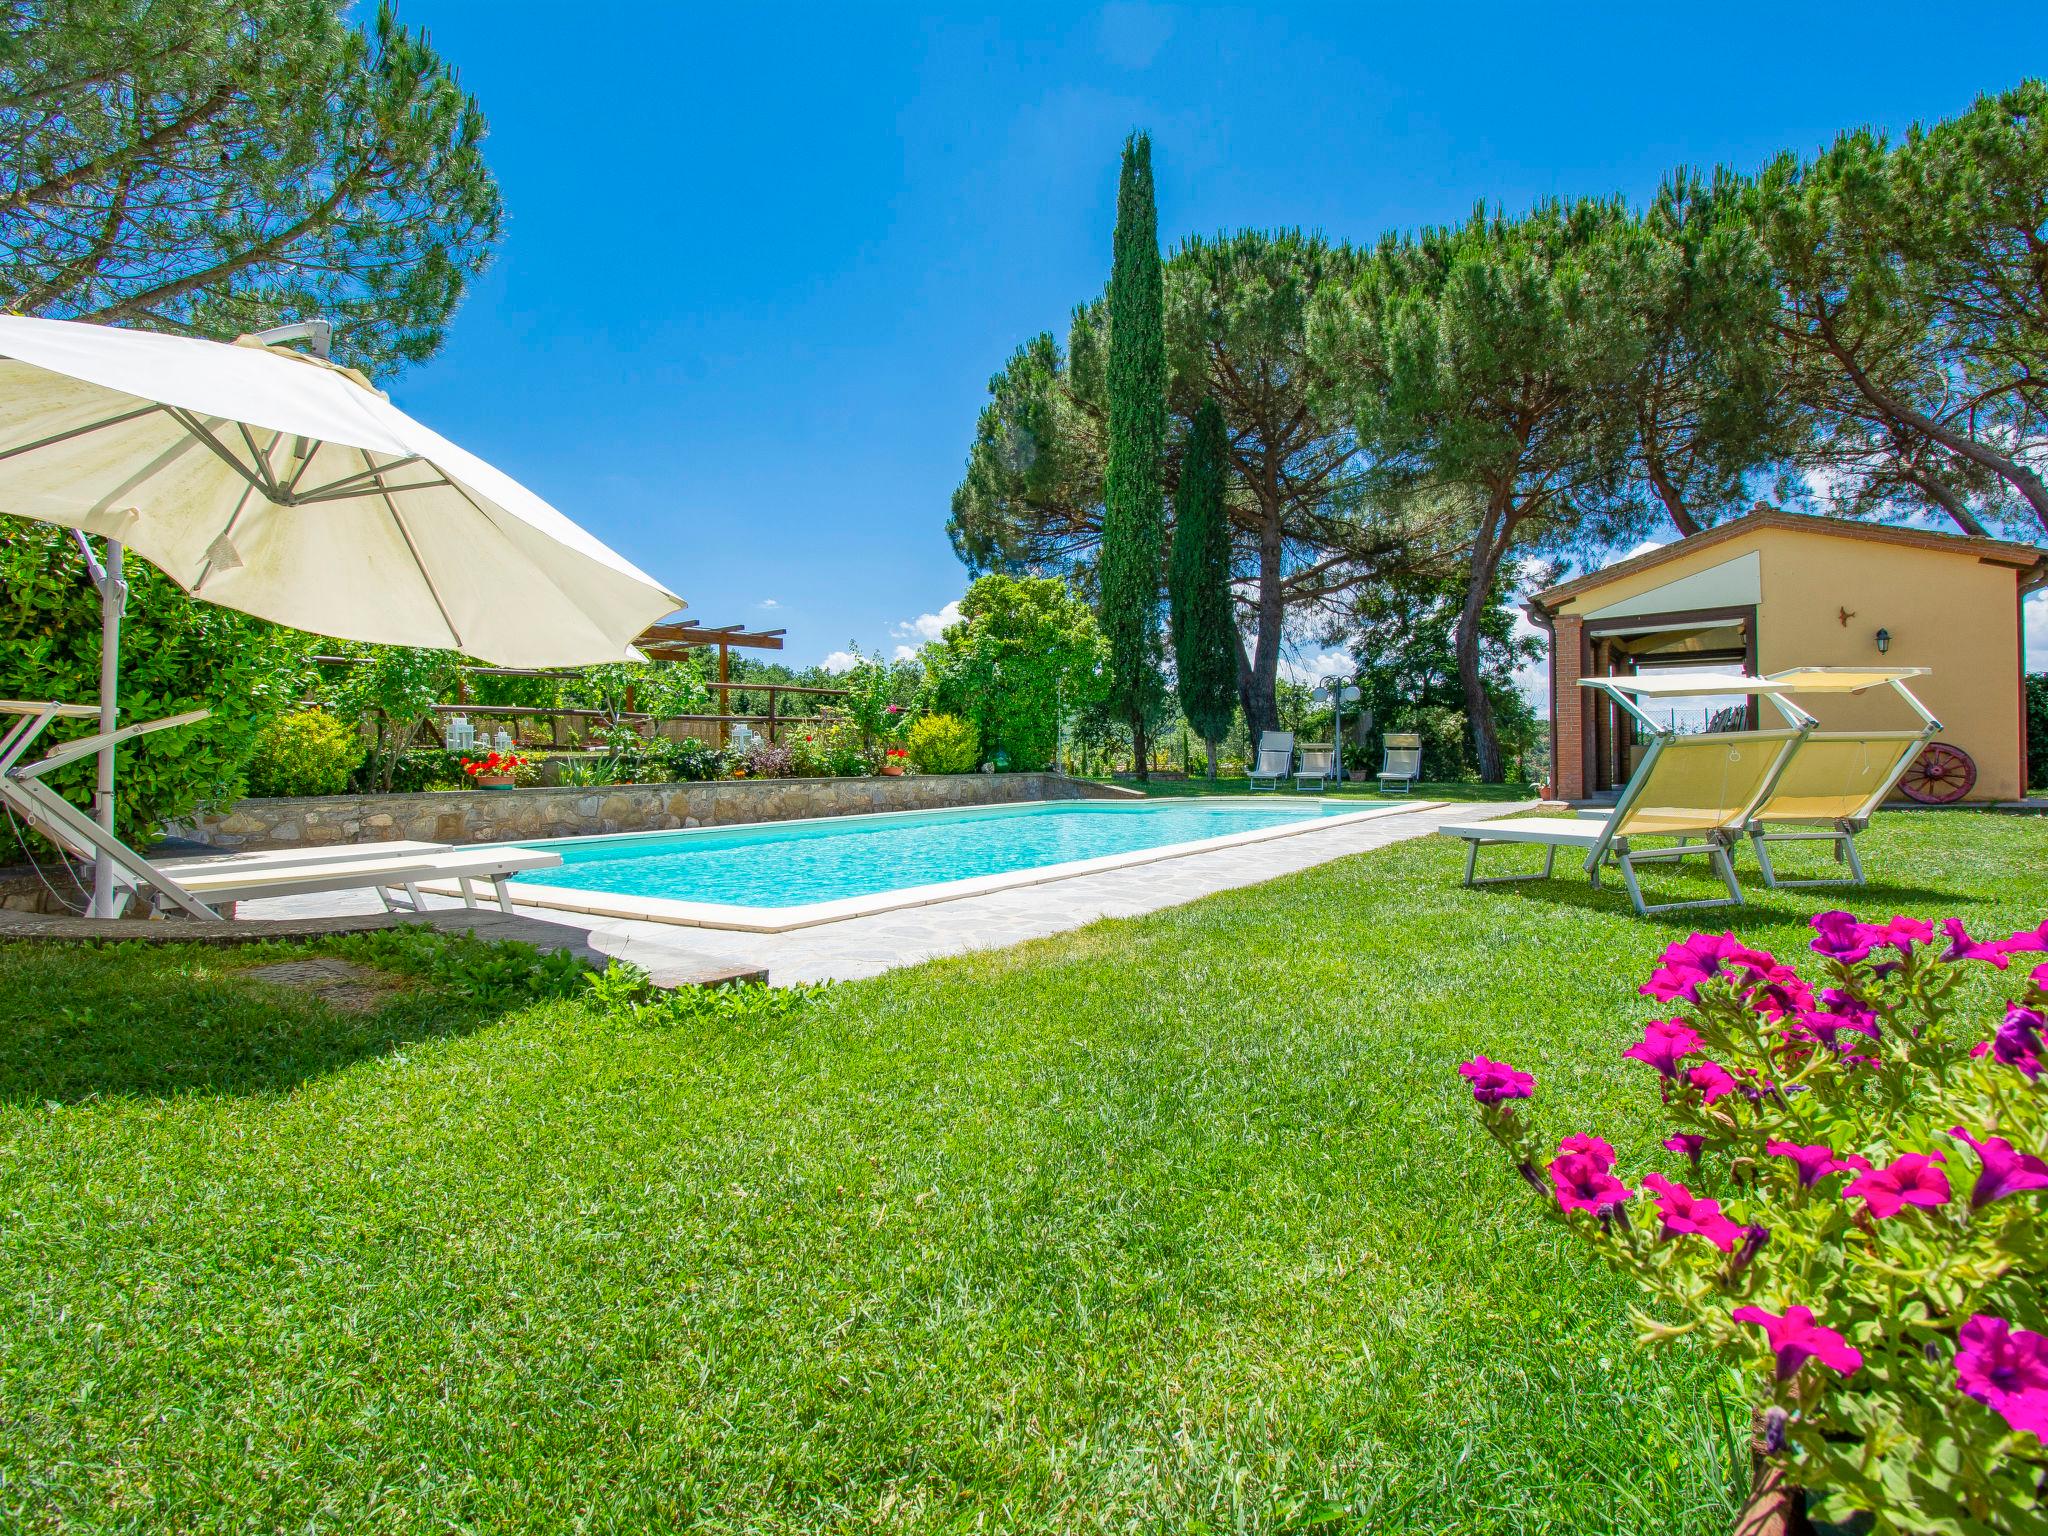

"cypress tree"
[1168, 396, 1238, 776]
[1098, 131, 1167, 779]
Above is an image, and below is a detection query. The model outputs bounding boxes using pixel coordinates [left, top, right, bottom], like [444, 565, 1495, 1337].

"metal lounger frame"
[1461, 682, 1815, 915]
[1744, 671, 1944, 890]
[1, 702, 222, 919]
[1, 703, 533, 918]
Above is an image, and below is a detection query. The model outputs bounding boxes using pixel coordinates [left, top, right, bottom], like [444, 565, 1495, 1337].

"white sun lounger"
[1377, 732, 1422, 795]
[1295, 745, 1336, 792]
[1438, 672, 1815, 916]
[1247, 731, 1294, 792]
[0, 701, 561, 920]
[152, 844, 561, 915]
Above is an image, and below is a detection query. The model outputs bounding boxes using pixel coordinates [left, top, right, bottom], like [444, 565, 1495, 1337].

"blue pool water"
[508, 800, 1346, 908]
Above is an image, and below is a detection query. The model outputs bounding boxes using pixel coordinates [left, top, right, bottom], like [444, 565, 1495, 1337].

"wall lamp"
[1875, 627, 1891, 655]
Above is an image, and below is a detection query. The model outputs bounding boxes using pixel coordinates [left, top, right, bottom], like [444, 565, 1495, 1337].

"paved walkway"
[234, 800, 1534, 985]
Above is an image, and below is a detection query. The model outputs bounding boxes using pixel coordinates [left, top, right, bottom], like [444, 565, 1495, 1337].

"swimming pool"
[481, 797, 1423, 932]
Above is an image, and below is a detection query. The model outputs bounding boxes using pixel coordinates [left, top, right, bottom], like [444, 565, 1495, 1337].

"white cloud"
[2028, 588, 2046, 675]
[818, 650, 857, 674]
[756, 597, 779, 610]
[891, 644, 920, 663]
[1277, 647, 1353, 687]
[891, 600, 963, 647]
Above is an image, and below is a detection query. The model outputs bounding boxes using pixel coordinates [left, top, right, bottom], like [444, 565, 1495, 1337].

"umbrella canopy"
[0, 315, 682, 665]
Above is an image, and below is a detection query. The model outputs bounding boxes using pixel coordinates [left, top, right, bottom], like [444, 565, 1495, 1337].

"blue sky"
[386, 1, 2048, 681]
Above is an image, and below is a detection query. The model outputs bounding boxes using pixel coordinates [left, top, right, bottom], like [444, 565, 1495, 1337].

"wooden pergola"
[316, 617, 834, 750]
[635, 619, 812, 744]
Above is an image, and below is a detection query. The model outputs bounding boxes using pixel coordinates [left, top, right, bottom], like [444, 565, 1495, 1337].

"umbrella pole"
[90, 540, 126, 918]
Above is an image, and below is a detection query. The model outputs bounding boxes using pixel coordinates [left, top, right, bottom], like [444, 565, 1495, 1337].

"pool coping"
[421, 796, 1446, 933]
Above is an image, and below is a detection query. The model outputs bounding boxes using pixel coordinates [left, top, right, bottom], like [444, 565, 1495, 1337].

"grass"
[2, 811, 2044, 1533]
[1085, 773, 1539, 802]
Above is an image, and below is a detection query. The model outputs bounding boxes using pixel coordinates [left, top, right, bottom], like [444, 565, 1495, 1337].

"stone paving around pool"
[232, 800, 1535, 985]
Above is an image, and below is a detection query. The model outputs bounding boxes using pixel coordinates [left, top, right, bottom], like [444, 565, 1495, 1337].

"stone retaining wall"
[169, 772, 1129, 851]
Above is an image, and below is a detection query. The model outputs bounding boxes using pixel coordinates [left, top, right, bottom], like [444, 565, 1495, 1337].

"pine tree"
[1098, 132, 1167, 779]
[1168, 397, 1238, 776]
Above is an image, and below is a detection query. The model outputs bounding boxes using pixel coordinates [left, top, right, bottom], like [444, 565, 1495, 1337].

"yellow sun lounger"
[1439, 672, 1816, 916]
[1740, 669, 1940, 888]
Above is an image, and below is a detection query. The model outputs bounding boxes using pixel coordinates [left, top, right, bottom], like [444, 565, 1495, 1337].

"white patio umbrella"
[0, 314, 685, 913]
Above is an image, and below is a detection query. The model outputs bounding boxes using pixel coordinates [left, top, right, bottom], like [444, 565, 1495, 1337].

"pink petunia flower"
[1622, 1019, 1701, 1079]
[1743, 963, 1816, 1020]
[1798, 990, 1882, 1050]
[1765, 1141, 1858, 1189]
[1955, 1315, 2048, 1441]
[1641, 1172, 1742, 1251]
[1999, 919, 2048, 955]
[1641, 933, 1777, 1004]
[1663, 1133, 1705, 1165]
[1686, 1060, 1739, 1105]
[1940, 918, 2011, 969]
[1732, 1304, 1863, 1382]
[1808, 910, 1874, 964]
[1456, 1056, 1534, 1105]
[1947, 1127, 2048, 1210]
[1556, 1133, 1616, 1169]
[1863, 915, 1933, 952]
[1990, 1005, 2045, 1079]
[1843, 1152, 1952, 1218]
[1550, 1147, 1633, 1214]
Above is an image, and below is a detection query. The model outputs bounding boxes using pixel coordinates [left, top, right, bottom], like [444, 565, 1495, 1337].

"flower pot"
[880, 764, 905, 777]
[473, 774, 516, 790]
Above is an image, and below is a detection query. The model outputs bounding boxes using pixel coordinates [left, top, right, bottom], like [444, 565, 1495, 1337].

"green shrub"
[2027, 673, 2046, 790]
[324, 927, 595, 1003]
[582, 963, 825, 1026]
[0, 525, 312, 838]
[623, 738, 726, 783]
[243, 711, 363, 798]
[907, 713, 980, 774]
[358, 748, 471, 793]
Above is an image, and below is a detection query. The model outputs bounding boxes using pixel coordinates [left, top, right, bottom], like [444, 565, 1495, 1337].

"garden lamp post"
[1313, 674, 1361, 785]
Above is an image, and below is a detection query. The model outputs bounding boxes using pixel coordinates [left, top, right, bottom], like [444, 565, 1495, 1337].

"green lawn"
[2, 812, 2043, 1533]
[1085, 773, 1539, 802]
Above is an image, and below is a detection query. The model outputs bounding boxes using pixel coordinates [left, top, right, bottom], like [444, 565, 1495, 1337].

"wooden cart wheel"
[1898, 742, 1977, 805]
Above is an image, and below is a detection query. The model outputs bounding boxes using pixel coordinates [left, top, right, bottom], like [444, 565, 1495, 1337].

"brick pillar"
[1552, 614, 1586, 800]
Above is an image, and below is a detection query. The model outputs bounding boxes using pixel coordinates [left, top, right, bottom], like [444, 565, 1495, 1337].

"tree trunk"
[1898, 461, 1992, 538]
[1455, 500, 1513, 783]
[1645, 454, 1702, 537]
[1239, 504, 1287, 736]
[1204, 737, 1218, 778]
[1130, 715, 1149, 782]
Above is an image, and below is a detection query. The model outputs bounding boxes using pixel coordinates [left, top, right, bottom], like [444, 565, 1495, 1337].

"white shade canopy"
[1578, 671, 1769, 698]
[0, 316, 683, 666]
[1763, 667, 1932, 695]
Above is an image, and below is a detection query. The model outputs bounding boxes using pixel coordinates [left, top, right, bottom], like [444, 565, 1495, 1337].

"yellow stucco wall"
[1551, 524, 2031, 801]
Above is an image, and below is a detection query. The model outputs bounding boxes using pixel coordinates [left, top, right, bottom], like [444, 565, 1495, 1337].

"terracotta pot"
[1735, 1410, 1815, 1536]
[473, 774, 516, 790]
[879, 763, 905, 777]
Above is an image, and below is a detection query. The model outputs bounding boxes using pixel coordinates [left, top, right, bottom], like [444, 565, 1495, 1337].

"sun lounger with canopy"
[1738, 668, 1939, 887]
[1437, 672, 1818, 915]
